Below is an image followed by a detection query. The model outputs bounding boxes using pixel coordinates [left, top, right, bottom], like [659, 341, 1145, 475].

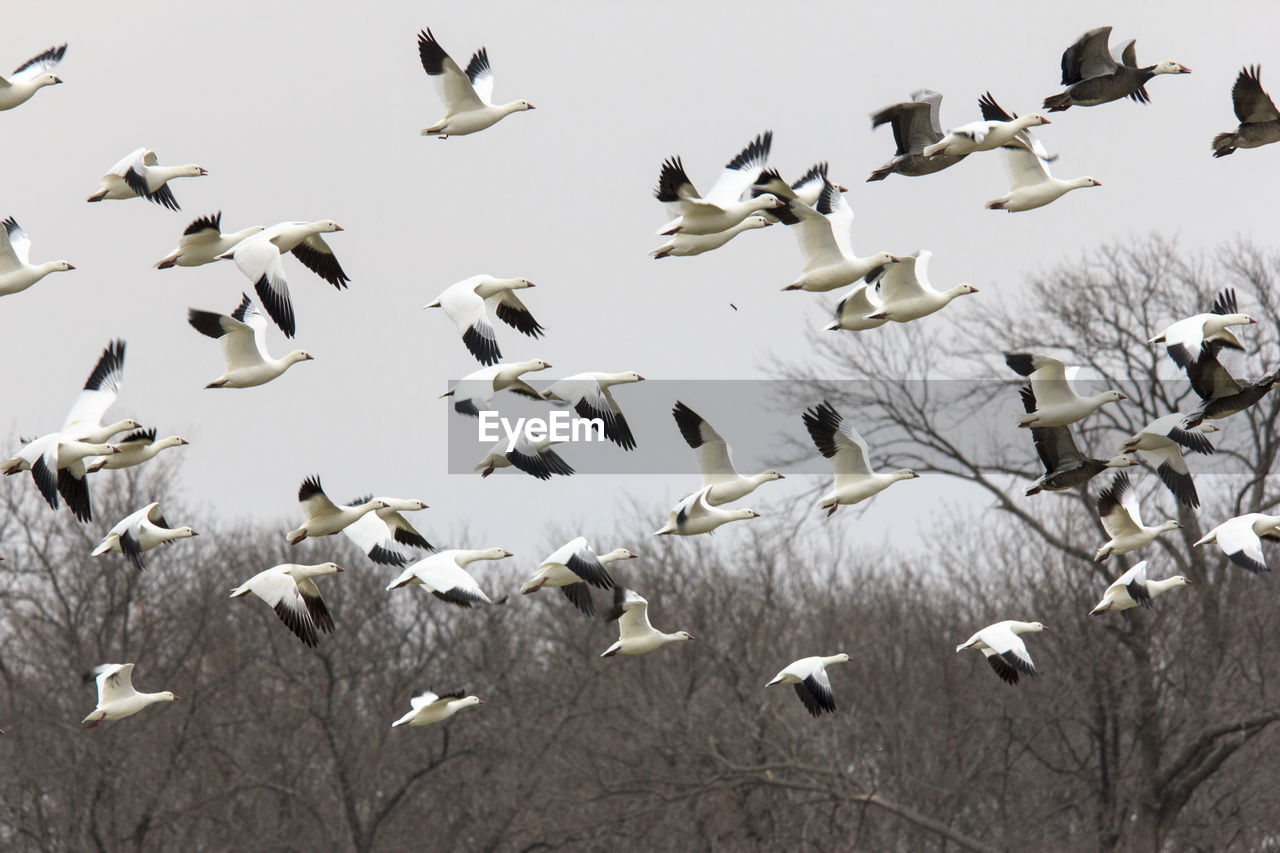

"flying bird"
[766, 654, 850, 717]
[0, 217, 75, 298]
[1194, 513, 1280, 574]
[521, 538, 635, 616]
[417, 28, 534, 138]
[600, 587, 694, 657]
[188, 294, 314, 388]
[867, 90, 967, 181]
[340, 497, 433, 566]
[1090, 561, 1191, 614]
[82, 664, 177, 728]
[1213, 66, 1280, 157]
[956, 621, 1047, 685]
[1094, 472, 1181, 561]
[425, 275, 543, 365]
[230, 562, 344, 647]
[671, 401, 784, 505]
[1042, 26, 1190, 111]
[654, 132, 786, 236]
[91, 501, 198, 570]
[542, 371, 644, 450]
[802, 400, 918, 516]
[155, 212, 265, 269]
[392, 690, 484, 727]
[386, 548, 511, 607]
[287, 477, 386, 545]
[87, 148, 207, 210]
[0, 44, 66, 112]
[1019, 385, 1137, 495]
[442, 359, 551, 416]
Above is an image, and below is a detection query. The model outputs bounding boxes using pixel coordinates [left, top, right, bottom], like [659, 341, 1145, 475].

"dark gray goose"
[866, 90, 967, 181]
[1042, 26, 1190, 112]
[1213, 66, 1280, 157]
[1181, 346, 1277, 427]
[1019, 385, 1136, 495]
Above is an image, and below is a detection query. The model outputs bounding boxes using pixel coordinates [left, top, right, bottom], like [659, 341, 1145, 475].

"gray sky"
[3, 0, 1279, 559]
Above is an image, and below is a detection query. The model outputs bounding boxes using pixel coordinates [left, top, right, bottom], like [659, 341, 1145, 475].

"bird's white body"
[156, 213, 264, 268]
[1009, 354, 1126, 428]
[0, 45, 66, 112]
[766, 653, 850, 716]
[87, 148, 207, 205]
[0, 218, 74, 298]
[1090, 561, 1191, 614]
[81, 663, 177, 728]
[1094, 473, 1180, 561]
[653, 485, 760, 535]
[426, 275, 541, 365]
[189, 294, 313, 388]
[386, 548, 511, 607]
[287, 477, 385, 544]
[1194, 513, 1280, 574]
[651, 215, 771, 259]
[865, 251, 976, 322]
[986, 145, 1099, 212]
[803, 401, 918, 515]
[230, 562, 343, 647]
[392, 691, 484, 727]
[522, 539, 634, 593]
[417, 29, 533, 138]
[782, 181, 900, 292]
[86, 431, 187, 472]
[670, 401, 784, 505]
[955, 620, 1046, 684]
[92, 501, 198, 568]
[600, 587, 694, 657]
[924, 113, 1050, 158]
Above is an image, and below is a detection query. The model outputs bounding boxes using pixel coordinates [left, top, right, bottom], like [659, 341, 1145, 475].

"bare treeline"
[2, 238, 1280, 851]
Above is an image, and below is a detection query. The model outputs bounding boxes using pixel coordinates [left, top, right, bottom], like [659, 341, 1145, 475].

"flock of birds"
[0, 22, 1277, 729]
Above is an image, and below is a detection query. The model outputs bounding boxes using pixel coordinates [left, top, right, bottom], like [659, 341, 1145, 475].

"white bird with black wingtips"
[81, 664, 177, 728]
[653, 485, 760, 536]
[802, 400, 918, 516]
[1006, 352, 1126, 428]
[671, 401, 784, 505]
[155, 212, 264, 269]
[766, 654, 850, 717]
[341, 497, 433, 566]
[218, 221, 349, 338]
[0, 217, 75, 298]
[924, 92, 1051, 158]
[1119, 413, 1213, 508]
[386, 548, 511, 607]
[865, 250, 977, 322]
[85, 427, 188, 473]
[442, 359, 551, 416]
[1149, 289, 1255, 369]
[91, 501, 198, 570]
[1090, 561, 1191, 615]
[0, 44, 66, 112]
[650, 215, 773, 259]
[521, 538, 635, 616]
[392, 689, 484, 727]
[1094, 472, 1181, 561]
[985, 144, 1099, 212]
[87, 148, 207, 210]
[229, 562, 343, 647]
[955, 621, 1046, 685]
[188, 294, 314, 388]
[654, 132, 786, 236]
[476, 434, 575, 480]
[287, 476, 386, 545]
[780, 179, 900, 293]
[600, 587, 694, 657]
[417, 28, 534, 138]
[542, 371, 644, 450]
[1194, 513, 1280, 574]
[425, 275, 543, 366]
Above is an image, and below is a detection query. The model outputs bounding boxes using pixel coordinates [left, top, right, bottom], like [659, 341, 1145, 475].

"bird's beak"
[424, 300, 441, 309]
[191, 531, 200, 536]
[1184, 579, 1195, 584]
[198, 168, 209, 176]
[527, 104, 536, 109]
[911, 472, 921, 478]
[776, 474, 786, 479]
[968, 286, 980, 293]
[502, 550, 513, 557]
[1249, 318, 1258, 324]
[837, 184, 849, 192]
[636, 375, 647, 381]
[172, 695, 181, 701]
[1041, 118, 1052, 125]
[53, 77, 64, 84]
[66, 264, 77, 270]
[477, 698, 487, 703]
[1093, 180, 1104, 187]
[336, 566, 345, 573]
[1179, 65, 1192, 74]
[334, 225, 345, 231]
[1118, 393, 1128, 400]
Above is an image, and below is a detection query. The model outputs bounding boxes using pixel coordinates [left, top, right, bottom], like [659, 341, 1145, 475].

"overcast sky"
[3, 0, 1279, 560]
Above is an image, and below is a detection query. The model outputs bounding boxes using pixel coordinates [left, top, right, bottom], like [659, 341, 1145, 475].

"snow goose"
[802, 400, 917, 516]
[1006, 352, 1126, 428]
[1043, 27, 1190, 112]
[0, 217, 74, 298]
[924, 92, 1051, 158]
[85, 427, 188, 473]
[188, 293, 314, 388]
[392, 690, 484, 727]
[1090, 561, 1191, 615]
[87, 148, 207, 210]
[59, 340, 137, 444]
[1019, 385, 1137, 495]
[1214, 66, 1280, 157]
[1149, 288, 1255, 369]
[1182, 355, 1276, 428]
[864, 250, 977, 323]
[154, 212, 264, 269]
[542, 372, 644, 450]
[766, 653, 850, 717]
[867, 90, 968, 181]
[476, 434, 575, 480]
[654, 132, 786, 236]
[1095, 472, 1180, 561]
[2, 433, 120, 519]
[753, 162, 843, 209]
[1194, 513, 1280, 574]
[986, 144, 1099, 212]
[442, 359, 551, 416]
[653, 485, 760, 535]
[780, 180, 900, 292]
[671, 401, 784, 505]
[521, 538, 635, 616]
[218, 221, 349, 338]
[81, 664, 177, 728]
[287, 477, 387, 545]
[955, 621, 1046, 685]
[650, 215, 773, 259]
[340, 496, 433, 567]
[386, 548, 511, 607]
[425, 275, 543, 366]
[1119, 413, 1213, 507]
[0, 44, 66, 112]
[92, 501, 198, 570]
[229, 562, 343, 647]
[600, 587, 694, 657]
[417, 28, 533, 138]
[826, 285, 888, 333]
